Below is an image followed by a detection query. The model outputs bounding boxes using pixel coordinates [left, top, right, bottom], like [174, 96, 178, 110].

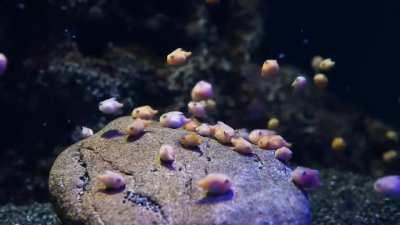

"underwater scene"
[0, 0, 399, 225]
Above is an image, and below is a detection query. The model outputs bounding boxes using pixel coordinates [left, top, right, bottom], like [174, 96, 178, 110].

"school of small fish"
[95, 79, 321, 195]
[81, 44, 396, 200]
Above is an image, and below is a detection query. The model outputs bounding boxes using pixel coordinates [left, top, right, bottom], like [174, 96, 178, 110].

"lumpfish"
[159, 111, 190, 129]
[275, 146, 293, 162]
[191, 81, 214, 101]
[291, 167, 321, 191]
[311, 55, 323, 71]
[131, 105, 158, 120]
[385, 130, 399, 142]
[318, 58, 335, 71]
[180, 133, 203, 148]
[183, 119, 200, 132]
[313, 73, 328, 89]
[374, 175, 400, 199]
[197, 173, 232, 195]
[188, 101, 208, 118]
[258, 135, 291, 150]
[98, 98, 123, 114]
[159, 144, 176, 163]
[291, 76, 307, 90]
[213, 121, 235, 144]
[331, 137, 346, 151]
[0, 53, 7, 75]
[81, 126, 94, 138]
[261, 59, 279, 77]
[126, 119, 151, 136]
[249, 129, 276, 145]
[382, 150, 398, 162]
[98, 170, 125, 190]
[231, 137, 253, 155]
[196, 123, 214, 137]
[167, 48, 192, 66]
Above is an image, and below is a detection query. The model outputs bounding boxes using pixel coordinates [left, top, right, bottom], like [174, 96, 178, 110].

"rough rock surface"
[49, 116, 310, 225]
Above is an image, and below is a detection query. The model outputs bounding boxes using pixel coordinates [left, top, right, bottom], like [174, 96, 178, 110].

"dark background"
[266, 1, 400, 126]
[1, 0, 399, 126]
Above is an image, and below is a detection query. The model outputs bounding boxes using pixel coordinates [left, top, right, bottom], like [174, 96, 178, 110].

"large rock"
[49, 116, 310, 225]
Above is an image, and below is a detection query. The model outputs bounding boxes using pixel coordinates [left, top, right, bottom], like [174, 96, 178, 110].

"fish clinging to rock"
[258, 135, 291, 150]
[98, 170, 125, 190]
[180, 133, 203, 148]
[275, 147, 293, 163]
[213, 121, 235, 144]
[159, 144, 176, 164]
[126, 119, 151, 136]
[249, 129, 276, 145]
[183, 119, 200, 132]
[231, 137, 253, 155]
[197, 173, 232, 195]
